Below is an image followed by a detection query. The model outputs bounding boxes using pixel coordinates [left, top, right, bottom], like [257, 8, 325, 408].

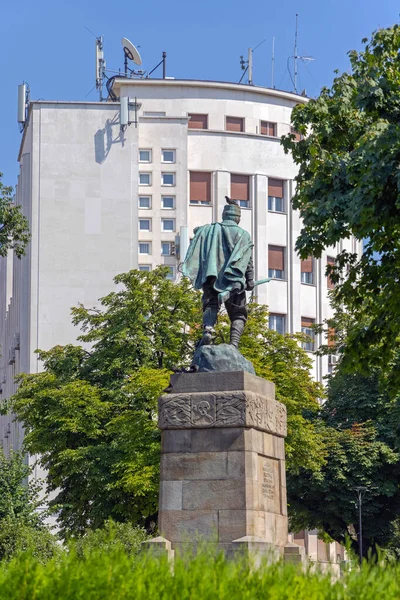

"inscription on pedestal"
[258, 456, 281, 513]
[262, 462, 275, 499]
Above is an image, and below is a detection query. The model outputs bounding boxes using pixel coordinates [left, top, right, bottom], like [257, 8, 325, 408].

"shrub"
[72, 520, 148, 558]
[0, 517, 60, 563]
[0, 547, 400, 599]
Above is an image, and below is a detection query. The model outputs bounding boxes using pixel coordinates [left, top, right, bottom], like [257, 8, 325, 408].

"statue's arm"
[245, 254, 255, 291]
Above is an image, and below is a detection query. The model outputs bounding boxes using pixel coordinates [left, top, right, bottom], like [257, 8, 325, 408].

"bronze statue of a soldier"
[182, 197, 255, 348]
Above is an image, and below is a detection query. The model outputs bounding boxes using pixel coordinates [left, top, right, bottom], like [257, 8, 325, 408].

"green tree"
[281, 24, 400, 381]
[5, 268, 325, 537]
[0, 450, 59, 561]
[288, 369, 400, 555]
[0, 173, 30, 258]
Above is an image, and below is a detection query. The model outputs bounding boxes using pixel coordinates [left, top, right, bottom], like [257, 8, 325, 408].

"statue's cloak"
[182, 220, 253, 293]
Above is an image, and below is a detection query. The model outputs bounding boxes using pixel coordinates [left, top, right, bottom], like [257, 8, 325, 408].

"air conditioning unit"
[328, 354, 338, 366]
[8, 348, 16, 365]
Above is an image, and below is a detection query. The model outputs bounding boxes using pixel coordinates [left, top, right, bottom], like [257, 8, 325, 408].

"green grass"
[0, 545, 399, 600]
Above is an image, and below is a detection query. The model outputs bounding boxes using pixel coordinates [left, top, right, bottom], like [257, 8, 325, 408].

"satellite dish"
[121, 38, 142, 66]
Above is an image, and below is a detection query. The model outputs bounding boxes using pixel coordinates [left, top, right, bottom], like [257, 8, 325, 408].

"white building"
[0, 78, 361, 455]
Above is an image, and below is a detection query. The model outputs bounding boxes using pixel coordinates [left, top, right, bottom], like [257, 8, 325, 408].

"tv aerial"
[122, 38, 142, 76]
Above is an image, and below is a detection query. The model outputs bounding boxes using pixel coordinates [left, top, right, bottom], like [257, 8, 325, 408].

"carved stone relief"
[158, 390, 286, 436]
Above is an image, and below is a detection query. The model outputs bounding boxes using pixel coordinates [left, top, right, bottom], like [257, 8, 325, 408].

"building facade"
[0, 78, 361, 453]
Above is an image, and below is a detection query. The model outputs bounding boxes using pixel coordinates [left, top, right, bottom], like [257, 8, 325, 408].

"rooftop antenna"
[288, 14, 314, 94]
[239, 38, 266, 85]
[95, 36, 105, 101]
[121, 37, 142, 76]
[271, 37, 275, 88]
[17, 82, 30, 131]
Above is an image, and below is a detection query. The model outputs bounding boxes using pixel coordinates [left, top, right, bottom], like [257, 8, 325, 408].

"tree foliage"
[0, 450, 59, 562]
[282, 25, 400, 381]
[5, 267, 325, 537]
[288, 369, 400, 555]
[0, 173, 30, 258]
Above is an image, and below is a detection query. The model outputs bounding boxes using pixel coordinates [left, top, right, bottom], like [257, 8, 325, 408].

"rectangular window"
[226, 116, 244, 132]
[261, 121, 277, 136]
[162, 196, 175, 209]
[231, 174, 250, 208]
[268, 179, 284, 212]
[301, 257, 314, 285]
[139, 265, 151, 272]
[291, 126, 303, 142]
[301, 317, 315, 351]
[327, 256, 335, 289]
[138, 196, 151, 209]
[188, 113, 208, 129]
[162, 172, 175, 186]
[139, 149, 152, 163]
[139, 242, 151, 254]
[139, 219, 151, 231]
[268, 245, 285, 279]
[161, 242, 172, 256]
[162, 219, 175, 232]
[269, 314, 286, 335]
[162, 149, 176, 163]
[139, 173, 151, 186]
[190, 172, 212, 204]
[166, 266, 175, 280]
[328, 327, 335, 348]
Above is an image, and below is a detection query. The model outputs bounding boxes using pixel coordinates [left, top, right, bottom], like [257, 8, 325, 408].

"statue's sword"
[218, 277, 271, 305]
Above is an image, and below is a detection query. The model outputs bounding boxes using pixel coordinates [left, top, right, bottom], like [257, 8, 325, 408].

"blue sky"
[0, 0, 399, 187]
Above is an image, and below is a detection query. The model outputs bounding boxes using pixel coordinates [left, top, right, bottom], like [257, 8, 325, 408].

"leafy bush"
[72, 520, 148, 558]
[0, 517, 60, 563]
[0, 547, 399, 599]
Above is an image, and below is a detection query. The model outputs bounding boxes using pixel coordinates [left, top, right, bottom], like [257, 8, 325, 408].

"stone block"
[159, 510, 218, 543]
[273, 436, 285, 460]
[231, 536, 280, 566]
[284, 542, 306, 565]
[279, 460, 286, 488]
[244, 451, 259, 481]
[182, 480, 246, 511]
[243, 428, 264, 455]
[159, 481, 183, 511]
[141, 536, 175, 561]
[161, 452, 230, 481]
[169, 371, 275, 398]
[264, 512, 277, 543]
[190, 428, 245, 453]
[275, 514, 289, 547]
[281, 487, 288, 517]
[227, 451, 246, 479]
[162, 430, 191, 453]
[246, 510, 267, 539]
[218, 509, 247, 542]
[262, 432, 275, 458]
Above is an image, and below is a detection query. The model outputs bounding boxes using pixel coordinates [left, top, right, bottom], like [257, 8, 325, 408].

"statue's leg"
[201, 284, 219, 345]
[226, 292, 248, 348]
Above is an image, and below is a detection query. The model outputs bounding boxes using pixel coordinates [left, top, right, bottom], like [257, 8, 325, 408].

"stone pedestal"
[157, 371, 288, 557]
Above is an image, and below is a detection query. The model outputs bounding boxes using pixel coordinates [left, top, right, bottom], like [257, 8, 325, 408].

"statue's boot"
[230, 319, 245, 348]
[201, 325, 215, 345]
[200, 304, 218, 345]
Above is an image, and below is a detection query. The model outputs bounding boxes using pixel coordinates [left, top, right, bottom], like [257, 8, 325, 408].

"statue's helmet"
[222, 197, 241, 221]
